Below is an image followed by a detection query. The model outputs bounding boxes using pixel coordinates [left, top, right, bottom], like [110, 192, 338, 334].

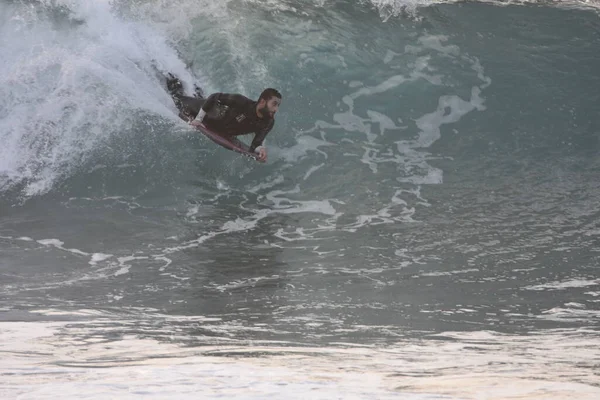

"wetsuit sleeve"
[201, 93, 248, 112]
[249, 119, 274, 153]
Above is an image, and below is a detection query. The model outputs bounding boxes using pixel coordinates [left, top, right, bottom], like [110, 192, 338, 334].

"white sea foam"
[1, 319, 598, 399]
[525, 279, 600, 291]
[303, 163, 325, 180]
[280, 135, 334, 162]
[0, 0, 192, 197]
[365, 0, 600, 18]
[89, 253, 113, 265]
[540, 306, 600, 322]
[37, 238, 89, 256]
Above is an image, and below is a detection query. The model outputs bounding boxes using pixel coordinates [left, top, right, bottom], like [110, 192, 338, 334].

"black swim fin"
[166, 73, 185, 99]
[193, 84, 204, 99]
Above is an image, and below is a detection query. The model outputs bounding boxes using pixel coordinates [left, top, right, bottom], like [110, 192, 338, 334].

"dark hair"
[259, 88, 282, 103]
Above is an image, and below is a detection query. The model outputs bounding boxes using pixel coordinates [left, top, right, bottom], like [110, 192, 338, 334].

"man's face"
[259, 96, 281, 119]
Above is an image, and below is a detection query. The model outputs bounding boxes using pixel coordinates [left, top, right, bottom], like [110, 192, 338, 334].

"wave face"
[1, 0, 600, 398]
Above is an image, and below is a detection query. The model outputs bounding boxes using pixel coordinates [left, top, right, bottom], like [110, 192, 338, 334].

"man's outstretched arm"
[249, 120, 274, 161]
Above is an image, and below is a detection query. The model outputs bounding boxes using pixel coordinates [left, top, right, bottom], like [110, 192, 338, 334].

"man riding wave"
[166, 74, 281, 162]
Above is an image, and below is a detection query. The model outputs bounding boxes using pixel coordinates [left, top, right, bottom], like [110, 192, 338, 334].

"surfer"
[166, 74, 281, 162]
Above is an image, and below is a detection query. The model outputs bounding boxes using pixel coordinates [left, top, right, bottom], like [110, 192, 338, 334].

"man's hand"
[189, 119, 203, 127]
[257, 147, 267, 162]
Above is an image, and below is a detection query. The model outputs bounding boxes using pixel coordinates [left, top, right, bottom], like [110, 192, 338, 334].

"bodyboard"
[193, 123, 263, 163]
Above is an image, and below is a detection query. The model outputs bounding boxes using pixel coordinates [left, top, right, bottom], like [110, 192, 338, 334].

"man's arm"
[249, 119, 274, 153]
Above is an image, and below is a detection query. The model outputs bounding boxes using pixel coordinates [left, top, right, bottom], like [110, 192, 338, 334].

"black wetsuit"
[168, 77, 273, 153]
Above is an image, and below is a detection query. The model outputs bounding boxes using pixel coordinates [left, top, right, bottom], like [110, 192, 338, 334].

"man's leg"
[193, 84, 204, 99]
[166, 73, 185, 98]
[165, 73, 205, 121]
[178, 96, 206, 121]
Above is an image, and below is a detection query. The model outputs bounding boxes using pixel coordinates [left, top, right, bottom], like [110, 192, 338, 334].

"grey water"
[1, 0, 599, 398]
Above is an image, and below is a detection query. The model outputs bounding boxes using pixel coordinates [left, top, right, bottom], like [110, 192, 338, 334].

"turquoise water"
[1, 0, 599, 398]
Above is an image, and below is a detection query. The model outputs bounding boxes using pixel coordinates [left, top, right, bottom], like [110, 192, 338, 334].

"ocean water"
[1, 0, 600, 398]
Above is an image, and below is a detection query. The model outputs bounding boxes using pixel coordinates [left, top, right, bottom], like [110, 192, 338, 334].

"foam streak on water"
[1, 316, 599, 400]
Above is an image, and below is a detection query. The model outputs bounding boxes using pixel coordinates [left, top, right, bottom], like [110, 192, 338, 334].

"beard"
[259, 105, 273, 119]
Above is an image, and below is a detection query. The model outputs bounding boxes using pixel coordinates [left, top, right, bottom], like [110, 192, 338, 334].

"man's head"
[257, 88, 282, 119]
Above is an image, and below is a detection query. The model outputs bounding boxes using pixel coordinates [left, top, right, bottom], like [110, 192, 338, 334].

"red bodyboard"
[193, 123, 263, 163]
